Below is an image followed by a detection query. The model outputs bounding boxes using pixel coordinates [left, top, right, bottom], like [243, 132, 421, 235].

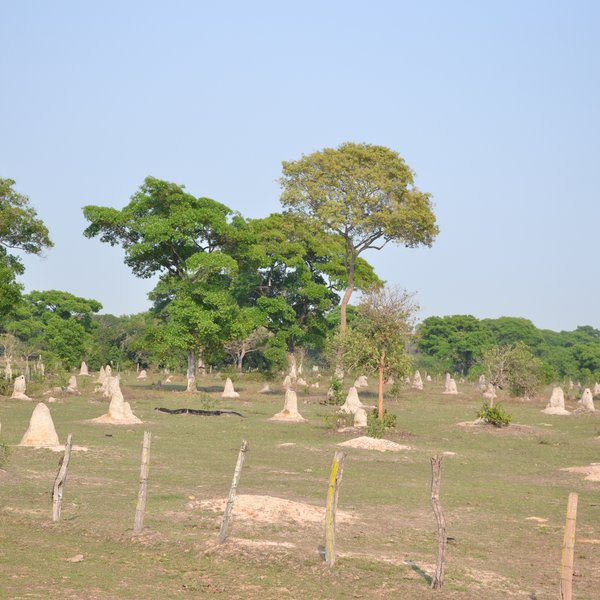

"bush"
[325, 375, 344, 405]
[367, 408, 397, 438]
[322, 410, 354, 430]
[477, 401, 512, 427]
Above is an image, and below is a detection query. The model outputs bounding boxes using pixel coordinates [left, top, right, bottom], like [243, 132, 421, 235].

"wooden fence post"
[52, 433, 73, 522]
[218, 440, 249, 544]
[430, 454, 447, 590]
[324, 450, 346, 567]
[133, 431, 152, 534]
[560, 492, 578, 600]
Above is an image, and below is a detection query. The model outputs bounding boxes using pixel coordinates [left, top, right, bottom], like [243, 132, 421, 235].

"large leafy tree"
[417, 315, 494, 375]
[0, 179, 53, 324]
[238, 212, 380, 370]
[83, 177, 240, 390]
[6, 290, 102, 369]
[280, 143, 438, 333]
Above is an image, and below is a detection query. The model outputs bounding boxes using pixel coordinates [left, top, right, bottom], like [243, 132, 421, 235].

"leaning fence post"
[218, 440, 249, 544]
[324, 450, 346, 567]
[52, 433, 73, 522]
[560, 492, 578, 600]
[430, 454, 447, 590]
[133, 431, 152, 534]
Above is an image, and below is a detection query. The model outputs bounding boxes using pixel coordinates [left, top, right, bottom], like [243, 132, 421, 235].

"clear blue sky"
[2, 1, 599, 331]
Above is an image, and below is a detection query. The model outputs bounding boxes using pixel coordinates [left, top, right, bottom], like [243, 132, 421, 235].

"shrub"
[367, 408, 397, 438]
[477, 401, 512, 427]
[326, 375, 344, 405]
[322, 411, 354, 430]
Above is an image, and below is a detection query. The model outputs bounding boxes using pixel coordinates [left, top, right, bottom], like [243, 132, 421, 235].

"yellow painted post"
[325, 451, 346, 566]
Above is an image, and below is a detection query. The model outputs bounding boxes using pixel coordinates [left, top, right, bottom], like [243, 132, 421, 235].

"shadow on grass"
[198, 385, 230, 393]
[403, 559, 432, 585]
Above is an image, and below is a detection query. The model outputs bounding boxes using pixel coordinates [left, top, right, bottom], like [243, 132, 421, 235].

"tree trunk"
[378, 351, 385, 422]
[237, 349, 246, 371]
[297, 348, 305, 374]
[340, 287, 353, 336]
[197, 350, 206, 377]
[340, 259, 355, 336]
[287, 352, 297, 381]
[186, 349, 196, 392]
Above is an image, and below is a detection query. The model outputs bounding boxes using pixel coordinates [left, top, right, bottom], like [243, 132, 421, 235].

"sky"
[2, 1, 599, 332]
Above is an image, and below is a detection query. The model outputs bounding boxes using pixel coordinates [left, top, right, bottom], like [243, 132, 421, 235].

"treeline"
[416, 315, 600, 383]
[2, 144, 439, 382]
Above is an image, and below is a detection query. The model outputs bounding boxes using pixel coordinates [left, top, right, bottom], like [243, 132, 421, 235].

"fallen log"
[154, 407, 244, 417]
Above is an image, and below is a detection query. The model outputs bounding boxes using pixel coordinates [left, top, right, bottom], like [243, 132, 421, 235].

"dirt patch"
[189, 494, 355, 525]
[337, 436, 413, 452]
[457, 421, 537, 435]
[230, 537, 296, 549]
[526, 516, 548, 523]
[561, 463, 600, 481]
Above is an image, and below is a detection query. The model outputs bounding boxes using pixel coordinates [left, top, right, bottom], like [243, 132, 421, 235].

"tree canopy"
[280, 142, 438, 332]
[0, 179, 53, 325]
[338, 286, 417, 420]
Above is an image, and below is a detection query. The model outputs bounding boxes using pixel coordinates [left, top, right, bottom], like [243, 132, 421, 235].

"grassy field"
[1, 373, 599, 599]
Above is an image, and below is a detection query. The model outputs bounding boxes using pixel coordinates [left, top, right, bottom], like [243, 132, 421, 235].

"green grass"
[1, 374, 599, 598]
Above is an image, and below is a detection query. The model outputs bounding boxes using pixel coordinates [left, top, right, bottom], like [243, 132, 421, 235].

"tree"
[280, 143, 438, 333]
[338, 286, 418, 421]
[481, 343, 544, 400]
[224, 315, 271, 371]
[417, 315, 494, 374]
[238, 212, 380, 371]
[0, 179, 53, 325]
[83, 177, 240, 390]
[6, 290, 102, 369]
[482, 317, 544, 349]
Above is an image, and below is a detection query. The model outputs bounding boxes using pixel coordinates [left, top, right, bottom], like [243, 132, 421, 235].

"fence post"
[218, 440, 249, 544]
[52, 433, 73, 522]
[560, 492, 578, 600]
[430, 454, 447, 590]
[325, 450, 346, 566]
[133, 431, 152, 534]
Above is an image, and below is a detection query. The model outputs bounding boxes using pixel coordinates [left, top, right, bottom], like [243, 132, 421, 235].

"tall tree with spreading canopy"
[280, 143, 438, 333]
[0, 179, 53, 324]
[83, 177, 240, 390]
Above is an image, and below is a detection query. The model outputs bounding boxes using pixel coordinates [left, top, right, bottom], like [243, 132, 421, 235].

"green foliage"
[0, 179, 53, 257]
[280, 142, 438, 330]
[322, 410, 354, 430]
[482, 343, 545, 398]
[477, 401, 512, 427]
[5, 290, 102, 369]
[367, 408, 397, 438]
[337, 287, 417, 380]
[417, 315, 494, 374]
[326, 374, 344, 405]
[418, 314, 600, 383]
[0, 179, 52, 325]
